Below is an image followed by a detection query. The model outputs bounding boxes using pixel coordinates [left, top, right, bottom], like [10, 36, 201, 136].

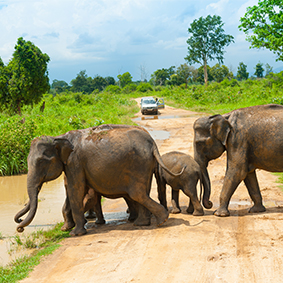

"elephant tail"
[14, 201, 30, 223]
[153, 146, 186, 177]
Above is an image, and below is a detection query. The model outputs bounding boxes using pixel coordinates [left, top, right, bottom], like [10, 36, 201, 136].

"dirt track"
[21, 101, 283, 283]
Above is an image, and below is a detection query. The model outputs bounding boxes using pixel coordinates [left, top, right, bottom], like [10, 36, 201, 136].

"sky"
[0, 0, 282, 84]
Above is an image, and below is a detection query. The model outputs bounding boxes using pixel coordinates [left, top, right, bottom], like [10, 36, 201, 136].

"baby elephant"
[155, 151, 204, 216]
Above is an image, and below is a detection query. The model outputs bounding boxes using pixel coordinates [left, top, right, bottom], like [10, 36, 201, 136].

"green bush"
[137, 83, 153, 92]
[105, 85, 121, 94]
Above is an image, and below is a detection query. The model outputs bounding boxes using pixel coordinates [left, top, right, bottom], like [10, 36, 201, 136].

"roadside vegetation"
[0, 223, 70, 283]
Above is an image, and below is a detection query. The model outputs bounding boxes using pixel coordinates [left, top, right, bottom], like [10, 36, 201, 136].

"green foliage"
[117, 72, 132, 88]
[211, 64, 233, 82]
[237, 62, 249, 80]
[137, 83, 153, 92]
[122, 83, 137, 94]
[151, 66, 175, 86]
[185, 15, 234, 84]
[254, 62, 264, 78]
[239, 0, 283, 61]
[0, 91, 138, 176]
[0, 37, 50, 115]
[105, 85, 121, 94]
[0, 116, 36, 175]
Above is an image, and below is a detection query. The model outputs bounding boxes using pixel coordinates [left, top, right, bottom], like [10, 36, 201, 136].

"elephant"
[62, 174, 139, 229]
[193, 104, 283, 217]
[14, 124, 184, 236]
[155, 151, 209, 216]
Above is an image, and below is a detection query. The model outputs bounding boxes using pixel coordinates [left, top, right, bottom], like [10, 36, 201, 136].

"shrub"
[137, 83, 153, 92]
[105, 85, 121, 94]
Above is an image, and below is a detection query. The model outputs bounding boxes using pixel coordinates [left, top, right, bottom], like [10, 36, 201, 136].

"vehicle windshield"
[143, 99, 156, 104]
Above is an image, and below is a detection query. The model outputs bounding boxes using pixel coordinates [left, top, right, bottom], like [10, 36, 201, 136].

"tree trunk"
[204, 62, 208, 87]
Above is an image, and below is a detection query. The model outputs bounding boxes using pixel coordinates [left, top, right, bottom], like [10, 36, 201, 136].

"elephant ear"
[210, 115, 231, 147]
[53, 138, 74, 165]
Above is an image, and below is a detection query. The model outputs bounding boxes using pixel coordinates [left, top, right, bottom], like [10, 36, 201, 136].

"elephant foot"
[171, 207, 181, 214]
[61, 222, 75, 231]
[192, 208, 204, 216]
[70, 226, 87, 237]
[133, 217, 151, 226]
[186, 206, 194, 214]
[249, 204, 266, 213]
[85, 210, 96, 219]
[128, 212, 138, 222]
[95, 219, 106, 225]
[156, 210, 169, 227]
[214, 208, 230, 217]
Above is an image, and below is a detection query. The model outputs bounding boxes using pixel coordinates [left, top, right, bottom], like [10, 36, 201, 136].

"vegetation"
[0, 37, 50, 115]
[0, 223, 70, 283]
[239, 0, 283, 61]
[185, 15, 234, 86]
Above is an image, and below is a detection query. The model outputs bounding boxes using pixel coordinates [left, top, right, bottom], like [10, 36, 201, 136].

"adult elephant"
[15, 124, 183, 236]
[193, 104, 283, 217]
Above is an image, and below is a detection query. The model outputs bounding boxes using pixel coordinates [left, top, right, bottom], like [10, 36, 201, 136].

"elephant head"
[193, 114, 231, 209]
[14, 136, 73, 232]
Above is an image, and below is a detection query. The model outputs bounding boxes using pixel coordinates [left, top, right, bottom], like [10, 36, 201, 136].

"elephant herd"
[14, 104, 283, 236]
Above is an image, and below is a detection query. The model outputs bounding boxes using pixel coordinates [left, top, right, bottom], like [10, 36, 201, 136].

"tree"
[185, 15, 234, 86]
[176, 64, 196, 87]
[117, 72, 132, 88]
[0, 37, 50, 115]
[254, 62, 264, 78]
[211, 64, 233, 82]
[239, 0, 283, 61]
[105, 76, 116, 86]
[236, 62, 249, 81]
[71, 70, 93, 93]
[151, 66, 175, 86]
[92, 76, 107, 92]
[195, 65, 213, 84]
[51, 79, 69, 93]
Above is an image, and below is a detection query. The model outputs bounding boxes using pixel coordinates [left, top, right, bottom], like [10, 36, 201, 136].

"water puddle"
[0, 174, 65, 266]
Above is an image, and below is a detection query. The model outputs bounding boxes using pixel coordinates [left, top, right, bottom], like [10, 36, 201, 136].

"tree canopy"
[185, 15, 234, 86]
[0, 37, 50, 115]
[237, 62, 249, 81]
[239, 0, 283, 61]
[254, 62, 264, 78]
[117, 72, 132, 88]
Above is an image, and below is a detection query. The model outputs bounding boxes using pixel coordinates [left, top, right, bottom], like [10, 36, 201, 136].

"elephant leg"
[156, 175, 168, 210]
[134, 204, 151, 226]
[186, 200, 194, 214]
[84, 209, 96, 219]
[244, 171, 266, 213]
[93, 194, 106, 225]
[214, 165, 245, 217]
[129, 184, 169, 226]
[124, 197, 139, 222]
[65, 174, 87, 236]
[171, 189, 181, 214]
[61, 195, 76, 231]
[182, 185, 204, 216]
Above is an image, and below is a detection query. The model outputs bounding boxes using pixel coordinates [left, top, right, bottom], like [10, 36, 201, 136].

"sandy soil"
[21, 101, 283, 283]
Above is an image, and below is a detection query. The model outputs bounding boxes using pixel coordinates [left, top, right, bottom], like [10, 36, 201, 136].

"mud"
[4, 99, 283, 282]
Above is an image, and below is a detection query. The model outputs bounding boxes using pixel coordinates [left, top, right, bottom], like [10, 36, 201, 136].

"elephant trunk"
[195, 155, 212, 209]
[14, 201, 30, 223]
[15, 182, 41, 233]
[201, 166, 213, 209]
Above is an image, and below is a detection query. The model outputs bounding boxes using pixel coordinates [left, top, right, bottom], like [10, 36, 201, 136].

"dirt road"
[21, 101, 283, 283]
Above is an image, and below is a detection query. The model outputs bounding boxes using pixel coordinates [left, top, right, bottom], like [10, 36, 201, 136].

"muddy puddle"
[0, 127, 171, 266]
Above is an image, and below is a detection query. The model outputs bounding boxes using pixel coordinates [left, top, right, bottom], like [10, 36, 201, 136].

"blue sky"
[0, 0, 282, 84]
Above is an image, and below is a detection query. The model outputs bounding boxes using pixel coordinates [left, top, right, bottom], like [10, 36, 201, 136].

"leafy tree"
[211, 64, 233, 82]
[239, 0, 283, 61]
[176, 64, 196, 87]
[254, 62, 264, 78]
[0, 37, 50, 115]
[185, 15, 234, 86]
[151, 66, 175, 86]
[117, 72, 132, 88]
[92, 76, 107, 92]
[195, 65, 213, 84]
[105, 76, 116, 86]
[71, 70, 93, 93]
[51, 79, 69, 93]
[237, 62, 249, 81]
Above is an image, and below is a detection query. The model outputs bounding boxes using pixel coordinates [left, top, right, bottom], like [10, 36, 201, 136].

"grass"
[0, 223, 70, 283]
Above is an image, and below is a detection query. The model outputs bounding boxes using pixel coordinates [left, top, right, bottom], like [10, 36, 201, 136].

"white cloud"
[0, 0, 282, 82]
